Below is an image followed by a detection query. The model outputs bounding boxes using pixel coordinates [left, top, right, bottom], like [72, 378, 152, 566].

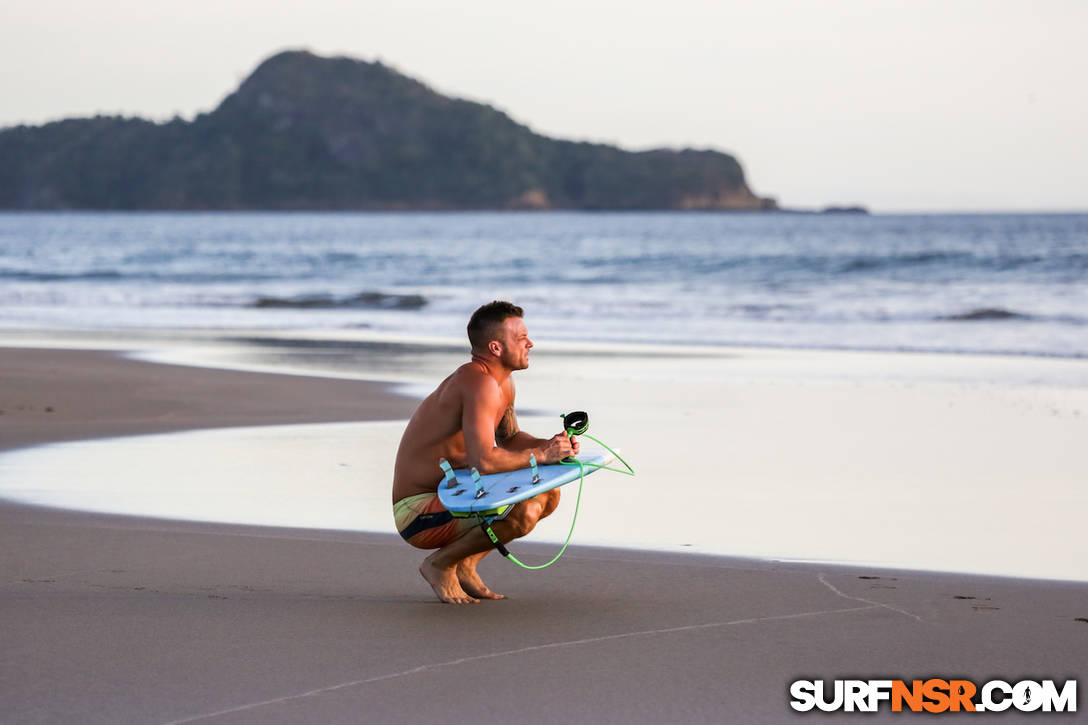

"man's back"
[391, 361, 509, 502]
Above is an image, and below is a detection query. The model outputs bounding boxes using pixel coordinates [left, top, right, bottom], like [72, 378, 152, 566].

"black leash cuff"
[481, 521, 510, 558]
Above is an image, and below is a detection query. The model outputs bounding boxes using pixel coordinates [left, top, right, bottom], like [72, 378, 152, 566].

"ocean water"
[1, 211, 1086, 357]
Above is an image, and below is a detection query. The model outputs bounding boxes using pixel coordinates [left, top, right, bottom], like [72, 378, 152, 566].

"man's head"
[467, 300, 532, 370]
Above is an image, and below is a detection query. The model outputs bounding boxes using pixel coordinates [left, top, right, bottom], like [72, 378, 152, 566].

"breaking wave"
[937, 307, 1029, 322]
[251, 291, 427, 310]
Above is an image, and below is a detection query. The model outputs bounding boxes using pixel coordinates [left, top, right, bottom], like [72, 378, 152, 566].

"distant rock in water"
[819, 205, 869, 215]
[253, 291, 426, 310]
[938, 308, 1027, 322]
[0, 50, 776, 211]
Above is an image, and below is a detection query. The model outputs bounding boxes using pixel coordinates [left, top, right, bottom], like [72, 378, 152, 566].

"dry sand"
[1, 346, 1086, 724]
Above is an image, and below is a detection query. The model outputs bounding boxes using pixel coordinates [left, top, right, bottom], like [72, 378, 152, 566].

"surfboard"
[437, 450, 614, 516]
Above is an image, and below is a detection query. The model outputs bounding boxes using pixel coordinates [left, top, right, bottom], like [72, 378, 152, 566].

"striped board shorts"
[393, 492, 480, 549]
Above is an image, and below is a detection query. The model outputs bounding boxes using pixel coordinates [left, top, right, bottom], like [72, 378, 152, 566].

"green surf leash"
[480, 411, 634, 570]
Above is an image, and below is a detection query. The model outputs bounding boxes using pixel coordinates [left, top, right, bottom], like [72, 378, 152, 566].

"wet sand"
[1, 346, 1085, 723]
[0, 346, 417, 453]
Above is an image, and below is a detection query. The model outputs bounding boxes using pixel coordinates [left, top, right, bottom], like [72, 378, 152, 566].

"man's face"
[498, 316, 533, 370]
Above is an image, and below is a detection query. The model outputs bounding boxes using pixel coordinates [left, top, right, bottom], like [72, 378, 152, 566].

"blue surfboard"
[437, 450, 613, 516]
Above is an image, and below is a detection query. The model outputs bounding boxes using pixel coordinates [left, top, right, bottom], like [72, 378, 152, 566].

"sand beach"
[1, 338, 1086, 723]
[3, 7, 1087, 720]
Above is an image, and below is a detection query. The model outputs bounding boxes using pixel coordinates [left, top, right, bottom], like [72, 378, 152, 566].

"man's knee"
[540, 489, 561, 518]
[504, 500, 543, 538]
[502, 490, 560, 539]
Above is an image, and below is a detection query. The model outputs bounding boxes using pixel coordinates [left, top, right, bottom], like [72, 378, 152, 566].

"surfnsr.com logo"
[789, 679, 1077, 713]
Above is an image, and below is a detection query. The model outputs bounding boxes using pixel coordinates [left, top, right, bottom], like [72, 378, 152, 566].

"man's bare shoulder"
[440, 362, 508, 417]
[447, 361, 500, 393]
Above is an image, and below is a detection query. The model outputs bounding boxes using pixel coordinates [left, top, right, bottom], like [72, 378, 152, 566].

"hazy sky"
[2, 0, 1086, 211]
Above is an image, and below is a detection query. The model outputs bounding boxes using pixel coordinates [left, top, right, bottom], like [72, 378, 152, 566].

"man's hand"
[539, 432, 579, 463]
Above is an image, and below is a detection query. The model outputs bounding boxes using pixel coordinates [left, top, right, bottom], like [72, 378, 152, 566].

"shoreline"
[2, 342, 1086, 723]
[7, 324, 1088, 393]
[5, 322, 1088, 367]
[3, 340, 1088, 581]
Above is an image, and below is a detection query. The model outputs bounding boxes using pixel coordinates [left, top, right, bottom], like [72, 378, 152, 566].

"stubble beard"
[505, 349, 529, 371]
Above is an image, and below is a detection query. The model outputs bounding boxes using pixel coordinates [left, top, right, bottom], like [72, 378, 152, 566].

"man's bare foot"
[457, 560, 506, 600]
[419, 555, 479, 604]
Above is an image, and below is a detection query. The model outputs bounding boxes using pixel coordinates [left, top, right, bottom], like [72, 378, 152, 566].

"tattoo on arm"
[495, 405, 518, 443]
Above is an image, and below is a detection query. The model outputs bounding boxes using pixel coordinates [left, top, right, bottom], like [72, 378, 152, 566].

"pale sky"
[2, 0, 1086, 212]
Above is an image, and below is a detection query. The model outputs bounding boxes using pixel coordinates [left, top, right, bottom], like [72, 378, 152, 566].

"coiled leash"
[479, 410, 635, 570]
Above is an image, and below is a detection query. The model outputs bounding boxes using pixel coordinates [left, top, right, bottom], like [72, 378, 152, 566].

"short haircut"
[467, 300, 524, 351]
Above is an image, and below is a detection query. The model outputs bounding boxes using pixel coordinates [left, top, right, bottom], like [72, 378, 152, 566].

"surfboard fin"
[529, 454, 540, 485]
[439, 459, 458, 489]
[471, 467, 486, 499]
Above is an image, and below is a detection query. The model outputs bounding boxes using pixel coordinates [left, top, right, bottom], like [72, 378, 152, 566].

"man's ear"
[487, 340, 503, 357]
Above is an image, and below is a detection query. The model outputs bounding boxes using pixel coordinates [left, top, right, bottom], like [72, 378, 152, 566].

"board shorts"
[393, 492, 480, 549]
[393, 492, 513, 549]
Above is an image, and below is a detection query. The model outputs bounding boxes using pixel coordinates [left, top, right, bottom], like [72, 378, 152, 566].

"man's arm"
[495, 404, 546, 452]
[462, 376, 572, 473]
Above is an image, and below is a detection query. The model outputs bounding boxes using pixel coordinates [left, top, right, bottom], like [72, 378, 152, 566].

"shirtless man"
[392, 301, 578, 604]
